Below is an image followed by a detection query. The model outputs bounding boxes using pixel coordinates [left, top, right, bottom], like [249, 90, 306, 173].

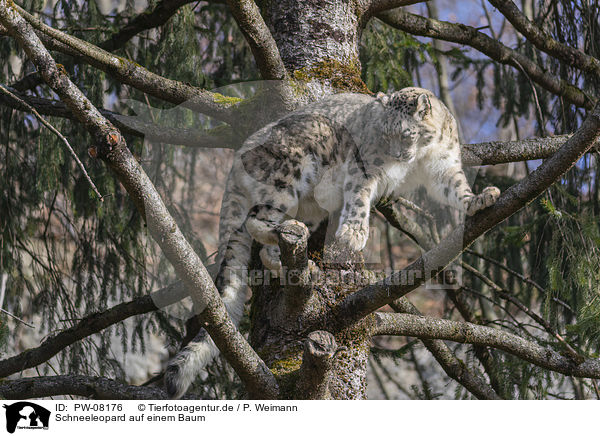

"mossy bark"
[262, 0, 369, 97]
[247, 1, 375, 399]
[249, 230, 375, 399]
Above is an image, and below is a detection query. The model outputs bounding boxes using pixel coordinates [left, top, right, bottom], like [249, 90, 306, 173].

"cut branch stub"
[277, 219, 313, 308]
[298, 330, 338, 399]
[277, 219, 309, 271]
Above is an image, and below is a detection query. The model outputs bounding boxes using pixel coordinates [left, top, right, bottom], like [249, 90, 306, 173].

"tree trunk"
[249, 221, 375, 399]
[242, 2, 374, 399]
[263, 0, 369, 98]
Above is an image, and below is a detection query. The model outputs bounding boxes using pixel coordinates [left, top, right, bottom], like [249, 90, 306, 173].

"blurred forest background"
[1, 0, 599, 399]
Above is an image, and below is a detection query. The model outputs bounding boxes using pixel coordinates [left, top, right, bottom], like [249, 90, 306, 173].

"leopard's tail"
[165, 185, 252, 399]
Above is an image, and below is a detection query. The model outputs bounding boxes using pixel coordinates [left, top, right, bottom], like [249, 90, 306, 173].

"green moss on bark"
[293, 59, 371, 94]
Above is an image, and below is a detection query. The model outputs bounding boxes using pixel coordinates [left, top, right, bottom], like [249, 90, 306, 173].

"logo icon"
[3, 402, 50, 433]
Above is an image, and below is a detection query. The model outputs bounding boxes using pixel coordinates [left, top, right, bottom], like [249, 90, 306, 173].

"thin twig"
[461, 261, 582, 362]
[512, 58, 547, 136]
[0, 85, 103, 201]
[465, 248, 573, 313]
[592, 379, 600, 400]
[0, 308, 35, 328]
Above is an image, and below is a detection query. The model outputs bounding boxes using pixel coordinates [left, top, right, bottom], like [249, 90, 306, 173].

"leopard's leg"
[426, 153, 500, 216]
[246, 190, 299, 274]
[335, 169, 380, 252]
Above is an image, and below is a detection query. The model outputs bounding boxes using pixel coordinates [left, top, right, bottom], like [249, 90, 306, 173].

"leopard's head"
[377, 88, 449, 160]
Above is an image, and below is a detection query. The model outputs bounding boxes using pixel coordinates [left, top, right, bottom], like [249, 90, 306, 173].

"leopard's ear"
[376, 92, 389, 105]
[415, 93, 432, 120]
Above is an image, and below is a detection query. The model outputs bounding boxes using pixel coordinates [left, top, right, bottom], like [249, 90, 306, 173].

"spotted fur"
[164, 87, 500, 398]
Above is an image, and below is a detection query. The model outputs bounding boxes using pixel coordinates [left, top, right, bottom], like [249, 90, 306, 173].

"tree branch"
[331, 98, 600, 331]
[225, 0, 288, 81]
[461, 134, 599, 165]
[13, 4, 238, 124]
[297, 330, 338, 399]
[0, 86, 242, 148]
[0, 375, 200, 400]
[0, 84, 102, 200]
[0, 282, 187, 379]
[388, 298, 500, 399]
[4, 82, 594, 161]
[365, 0, 430, 17]
[376, 204, 508, 398]
[377, 9, 596, 109]
[0, 1, 278, 399]
[373, 313, 600, 378]
[277, 220, 313, 308]
[488, 0, 600, 77]
[101, 0, 198, 52]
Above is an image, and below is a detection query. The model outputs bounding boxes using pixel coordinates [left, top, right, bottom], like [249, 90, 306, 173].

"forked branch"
[373, 313, 600, 378]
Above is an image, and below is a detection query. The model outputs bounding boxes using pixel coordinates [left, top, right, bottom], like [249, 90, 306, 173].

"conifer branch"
[461, 261, 582, 361]
[488, 0, 600, 77]
[0, 1, 279, 400]
[12, 4, 239, 124]
[377, 8, 596, 109]
[101, 0, 198, 52]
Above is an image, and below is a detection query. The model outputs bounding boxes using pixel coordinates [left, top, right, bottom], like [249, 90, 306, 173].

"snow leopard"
[164, 87, 500, 398]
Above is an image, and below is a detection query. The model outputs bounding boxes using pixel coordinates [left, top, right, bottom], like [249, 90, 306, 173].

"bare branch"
[364, 0, 429, 17]
[0, 282, 187, 379]
[488, 0, 600, 77]
[377, 9, 596, 109]
[0, 375, 198, 400]
[0, 86, 242, 148]
[225, 0, 288, 81]
[389, 298, 500, 399]
[376, 199, 435, 249]
[0, 1, 279, 399]
[13, 4, 238, 124]
[297, 330, 338, 399]
[0, 84, 103, 200]
[277, 220, 313, 307]
[461, 134, 599, 165]
[373, 313, 600, 378]
[0, 308, 34, 328]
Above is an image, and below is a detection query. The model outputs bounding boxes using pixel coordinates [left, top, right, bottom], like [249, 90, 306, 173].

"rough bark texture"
[0, 375, 200, 400]
[249, 226, 374, 399]
[263, 0, 368, 97]
[236, 3, 374, 399]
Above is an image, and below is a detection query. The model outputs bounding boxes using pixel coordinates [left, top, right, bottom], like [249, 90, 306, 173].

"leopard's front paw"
[260, 245, 282, 276]
[464, 186, 500, 216]
[336, 221, 369, 252]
